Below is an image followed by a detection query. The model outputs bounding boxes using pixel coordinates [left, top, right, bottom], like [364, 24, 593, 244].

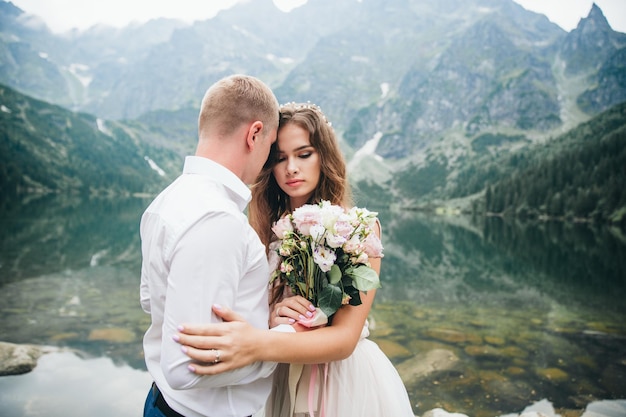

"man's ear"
[246, 121, 264, 151]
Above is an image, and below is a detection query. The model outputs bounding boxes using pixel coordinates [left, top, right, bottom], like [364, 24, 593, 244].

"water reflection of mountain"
[377, 210, 626, 316]
[3, 198, 624, 315]
[0, 195, 151, 370]
[1, 198, 624, 374]
[483, 218, 626, 309]
[0, 194, 149, 285]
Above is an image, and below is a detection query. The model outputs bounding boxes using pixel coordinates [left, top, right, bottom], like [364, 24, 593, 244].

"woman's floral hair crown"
[280, 101, 332, 127]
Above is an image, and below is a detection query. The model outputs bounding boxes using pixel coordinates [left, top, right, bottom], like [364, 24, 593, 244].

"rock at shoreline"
[0, 341, 47, 376]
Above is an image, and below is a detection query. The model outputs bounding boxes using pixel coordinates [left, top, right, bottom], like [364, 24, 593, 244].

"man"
[140, 74, 279, 417]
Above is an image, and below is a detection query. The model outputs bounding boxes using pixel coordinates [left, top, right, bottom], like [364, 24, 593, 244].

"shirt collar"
[182, 156, 251, 211]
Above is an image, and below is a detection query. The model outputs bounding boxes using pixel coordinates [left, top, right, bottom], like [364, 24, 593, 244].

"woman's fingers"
[269, 296, 318, 327]
[278, 297, 316, 320]
[293, 296, 317, 314]
[176, 304, 246, 341]
[180, 343, 223, 363]
[173, 310, 264, 373]
[183, 346, 234, 375]
[269, 308, 296, 327]
[182, 345, 218, 366]
[187, 361, 229, 375]
[175, 332, 220, 349]
[176, 320, 251, 347]
[212, 304, 245, 322]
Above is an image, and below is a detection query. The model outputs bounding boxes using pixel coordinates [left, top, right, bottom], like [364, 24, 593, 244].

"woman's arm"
[176, 224, 383, 374]
[177, 288, 376, 375]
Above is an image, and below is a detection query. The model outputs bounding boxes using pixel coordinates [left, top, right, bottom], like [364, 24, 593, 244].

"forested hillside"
[480, 103, 626, 226]
[0, 84, 179, 196]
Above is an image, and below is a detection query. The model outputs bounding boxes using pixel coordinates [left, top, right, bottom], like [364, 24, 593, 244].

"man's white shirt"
[140, 156, 276, 417]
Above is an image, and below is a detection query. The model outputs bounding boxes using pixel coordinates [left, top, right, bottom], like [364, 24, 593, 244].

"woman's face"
[272, 122, 321, 211]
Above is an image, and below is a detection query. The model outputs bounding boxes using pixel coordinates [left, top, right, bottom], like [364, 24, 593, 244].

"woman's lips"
[286, 179, 303, 187]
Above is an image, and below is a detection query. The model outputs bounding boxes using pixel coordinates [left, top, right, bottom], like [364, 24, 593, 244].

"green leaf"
[347, 265, 381, 292]
[345, 285, 362, 306]
[328, 264, 342, 284]
[318, 284, 343, 317]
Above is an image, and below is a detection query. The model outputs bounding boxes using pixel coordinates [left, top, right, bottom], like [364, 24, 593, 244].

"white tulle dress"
[256, 319, 415, 417]
[256, 235, 414, 417]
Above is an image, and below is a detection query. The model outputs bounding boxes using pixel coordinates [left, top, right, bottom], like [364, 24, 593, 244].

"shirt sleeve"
[160, 211, 276, 389]
[139, 216, 152, 314]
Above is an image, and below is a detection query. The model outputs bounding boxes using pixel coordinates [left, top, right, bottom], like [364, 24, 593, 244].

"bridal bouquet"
[270, 200, 383, 326]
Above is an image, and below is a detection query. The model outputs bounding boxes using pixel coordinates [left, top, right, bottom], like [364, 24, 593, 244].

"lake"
[0, 195, 624, 417]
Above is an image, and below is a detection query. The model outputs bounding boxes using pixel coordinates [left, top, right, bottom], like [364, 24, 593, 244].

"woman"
[178, 102, 414, 417]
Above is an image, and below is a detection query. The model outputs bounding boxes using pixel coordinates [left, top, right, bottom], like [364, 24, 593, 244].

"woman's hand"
[270, 295, 317, 328]
[174, 305, 264, 375]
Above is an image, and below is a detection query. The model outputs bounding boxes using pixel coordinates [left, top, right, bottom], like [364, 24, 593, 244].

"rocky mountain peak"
[587, 4, 611, 27]
[560, 2, 626, 74]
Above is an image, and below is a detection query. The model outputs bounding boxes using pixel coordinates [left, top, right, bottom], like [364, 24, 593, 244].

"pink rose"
[334, 218, 353, 239]
[363, 233, 384, 258]
[272, 217, 293, 239]
[292, 204, 322, 236]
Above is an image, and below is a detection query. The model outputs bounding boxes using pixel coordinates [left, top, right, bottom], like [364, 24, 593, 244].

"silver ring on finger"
[212, 349, 221, 364]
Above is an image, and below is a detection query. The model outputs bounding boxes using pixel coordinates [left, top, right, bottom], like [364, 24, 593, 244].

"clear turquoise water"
[0, 196, 624, 416]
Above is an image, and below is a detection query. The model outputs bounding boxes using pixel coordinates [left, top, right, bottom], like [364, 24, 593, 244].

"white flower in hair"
[279, 101, 332, 127]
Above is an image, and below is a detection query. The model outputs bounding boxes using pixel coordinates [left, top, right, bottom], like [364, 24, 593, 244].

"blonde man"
[140, 74, 279, 417]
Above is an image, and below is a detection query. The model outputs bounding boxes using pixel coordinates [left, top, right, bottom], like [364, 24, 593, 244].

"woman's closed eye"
[276, 151, 314, 163]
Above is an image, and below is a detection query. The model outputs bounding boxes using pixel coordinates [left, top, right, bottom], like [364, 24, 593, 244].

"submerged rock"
[374, 338, 413, 359]
[424, 328, 476, 344]
[535, 367, 569, 382]
[88, 328, 136, 343]
[464, 344, 501, 358]
[396, 348, 459, 385]
[485, 335, 506, 345]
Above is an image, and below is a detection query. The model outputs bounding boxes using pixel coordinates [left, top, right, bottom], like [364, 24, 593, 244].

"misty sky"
[9, 0, 626, 34]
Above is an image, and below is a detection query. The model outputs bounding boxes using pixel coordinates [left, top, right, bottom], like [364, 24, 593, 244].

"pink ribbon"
[307, 363, 329, 417]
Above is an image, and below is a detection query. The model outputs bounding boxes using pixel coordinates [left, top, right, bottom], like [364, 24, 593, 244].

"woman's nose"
[287, 158, 299, 174]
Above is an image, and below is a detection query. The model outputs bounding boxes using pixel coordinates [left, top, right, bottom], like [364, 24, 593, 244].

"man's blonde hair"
[198, 74, 279, 140]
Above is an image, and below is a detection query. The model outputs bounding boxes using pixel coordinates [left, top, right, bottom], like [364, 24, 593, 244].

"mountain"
[559, 4, 626, 76]
[357, 12, 562, 159]
[351, 103, 624, 231]
[0, 1, 75, 108]
[3, 0, 623, 126]
[1, 0, 625, 225]
[0, 84, 182, 196]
